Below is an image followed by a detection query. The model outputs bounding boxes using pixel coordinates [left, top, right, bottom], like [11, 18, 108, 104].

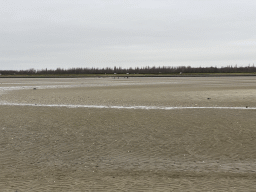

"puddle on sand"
[0, 102, 255, 110]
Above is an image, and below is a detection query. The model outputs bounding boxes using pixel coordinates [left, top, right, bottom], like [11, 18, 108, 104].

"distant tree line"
[1, 65, 256, 75]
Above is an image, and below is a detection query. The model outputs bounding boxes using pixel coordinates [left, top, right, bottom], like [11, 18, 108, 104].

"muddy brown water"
[0, 77, 256, 191]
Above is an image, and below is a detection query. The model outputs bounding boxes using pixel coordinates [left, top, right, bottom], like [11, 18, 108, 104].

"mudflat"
[0, 77, 256, 191]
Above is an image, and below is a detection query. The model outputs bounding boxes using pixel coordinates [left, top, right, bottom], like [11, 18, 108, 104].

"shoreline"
[1, 73, 256, 78]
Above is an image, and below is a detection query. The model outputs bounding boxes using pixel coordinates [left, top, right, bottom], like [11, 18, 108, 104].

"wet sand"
[0, 77, 256, 191]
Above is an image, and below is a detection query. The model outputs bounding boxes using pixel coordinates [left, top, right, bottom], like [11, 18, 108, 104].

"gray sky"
[1, 0, 256, 70]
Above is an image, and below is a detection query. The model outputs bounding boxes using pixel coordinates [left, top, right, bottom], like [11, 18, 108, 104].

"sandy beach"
[0, 77, 256, 191]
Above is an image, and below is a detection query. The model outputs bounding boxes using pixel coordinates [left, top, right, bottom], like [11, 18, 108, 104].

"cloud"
[0, 0, 256, 70]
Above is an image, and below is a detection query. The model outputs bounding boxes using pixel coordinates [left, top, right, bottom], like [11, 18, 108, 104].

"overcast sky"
[1, 0, 255, 70]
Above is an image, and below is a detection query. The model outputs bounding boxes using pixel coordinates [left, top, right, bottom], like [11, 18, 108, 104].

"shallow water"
[1, 101, 256, 110]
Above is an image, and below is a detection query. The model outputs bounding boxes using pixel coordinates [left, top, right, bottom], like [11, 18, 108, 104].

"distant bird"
[207, 98, 211, 100]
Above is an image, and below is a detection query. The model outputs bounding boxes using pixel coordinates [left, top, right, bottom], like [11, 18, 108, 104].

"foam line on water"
[0, 102, 255, 110]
